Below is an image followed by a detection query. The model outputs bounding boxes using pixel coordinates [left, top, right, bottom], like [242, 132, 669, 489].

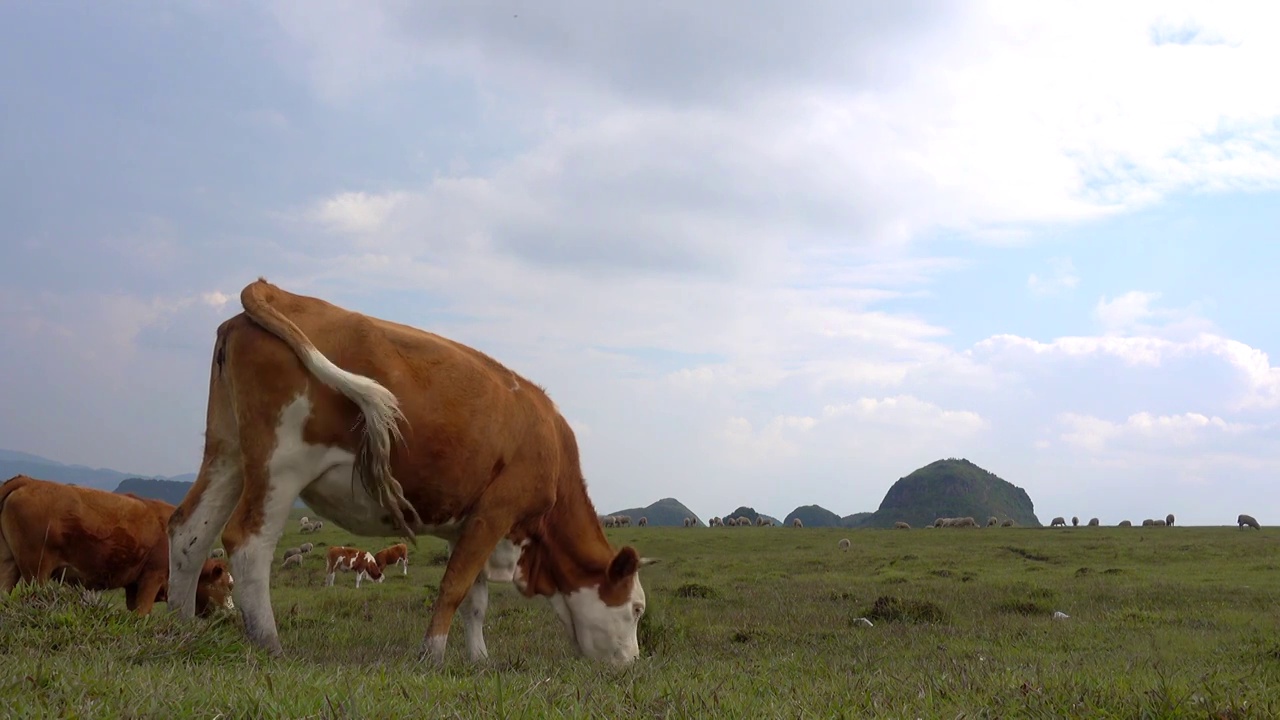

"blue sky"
[3, 1, 1280, 525]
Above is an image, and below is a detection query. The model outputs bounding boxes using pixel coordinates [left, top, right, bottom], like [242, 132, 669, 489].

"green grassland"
[3, 512, 1280, 718]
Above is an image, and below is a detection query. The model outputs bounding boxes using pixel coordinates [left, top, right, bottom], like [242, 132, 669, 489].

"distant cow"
[1238, 514, 1261, 530]
[1051, 517, 1067, 527]
[1165, 513, 1175, 527]
[374, 542, 409, 576]
[0, 474, 233, 616]
[325, 546, 384, 588]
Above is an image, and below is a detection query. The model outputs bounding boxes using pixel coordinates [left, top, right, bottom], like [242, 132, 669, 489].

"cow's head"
[362, 553, 384, 583]
[548, 546, 657, 666]
[194, 558, 235, 616]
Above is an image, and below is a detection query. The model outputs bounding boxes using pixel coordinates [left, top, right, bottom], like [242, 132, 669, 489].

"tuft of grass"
[862, 595, 948, 624]
[673, 583, 719, 600]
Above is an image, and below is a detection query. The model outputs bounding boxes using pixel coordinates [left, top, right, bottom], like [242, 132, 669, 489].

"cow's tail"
[239, 279, 420, 540]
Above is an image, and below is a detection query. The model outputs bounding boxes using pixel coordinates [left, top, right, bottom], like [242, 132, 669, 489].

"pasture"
[3, 513, 1280, 718]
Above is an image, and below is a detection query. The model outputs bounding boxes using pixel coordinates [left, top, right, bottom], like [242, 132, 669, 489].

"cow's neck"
[521, 480, 613, 597]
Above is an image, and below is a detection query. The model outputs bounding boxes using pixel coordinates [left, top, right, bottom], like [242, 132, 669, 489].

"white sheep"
[838, 538, 851, 551]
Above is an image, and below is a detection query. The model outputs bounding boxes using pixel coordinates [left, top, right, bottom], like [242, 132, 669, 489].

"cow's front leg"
[419, 514, 510, 665]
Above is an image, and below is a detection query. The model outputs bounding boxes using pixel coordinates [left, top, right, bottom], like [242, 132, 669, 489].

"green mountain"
[609, 497, 702, 527]
[858, 458, 1042, 529]
[114, 478, 195, 506]
[784, 504, 842, 527]
[840, 511, 873, 528]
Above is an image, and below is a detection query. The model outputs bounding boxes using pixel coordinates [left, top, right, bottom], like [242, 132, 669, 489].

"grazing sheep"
[1051, 517, 1066, 527]
[616, 515, 632, 527]
[755, 516, 767, 527]
[299, 543, 314, 554]
[737, 516, 751, 526]
[1087, 518, 1099, 527]
[638, 517, 648, 527]
[894, 521, 911, 529]
[1238, 513, 1261, 530]
[299, 516, 310, 528]
[1000, 519, 1015, 527]
[1142, 519, 1154, 526]
[1166, 513, 1175, 527]
[957, 517, 978, 528]
[310, 520, 323, 532]
[792, 518, 804, 528]
[682, 517, 694, 527]
[1071, 516, 1079, 527]
[1118, 520, 1132, 527]
[210, 548, 226, 559]
[987, 517, 998, 527]
[1153, 519, 1167, 527]
[280, 554, 303, 569]
[602, 516, 616, 528]
[282, 547, 303, 561]
[838, 538, 851, 551]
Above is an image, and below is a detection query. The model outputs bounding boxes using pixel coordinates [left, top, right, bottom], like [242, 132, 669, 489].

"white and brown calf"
[325, 546, 384, 588]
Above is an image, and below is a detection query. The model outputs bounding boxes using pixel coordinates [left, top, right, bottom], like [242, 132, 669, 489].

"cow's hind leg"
[168, 450, 243, 618]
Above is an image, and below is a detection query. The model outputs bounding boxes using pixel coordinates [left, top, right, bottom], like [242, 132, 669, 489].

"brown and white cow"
[374, 542, 409, 576]
[167, 279, 655, 666]
[325, 546, 384, 587]
[0, 475, 234, 616]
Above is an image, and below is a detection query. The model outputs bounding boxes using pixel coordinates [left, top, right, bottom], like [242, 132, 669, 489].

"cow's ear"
[607, 546, 640, 584]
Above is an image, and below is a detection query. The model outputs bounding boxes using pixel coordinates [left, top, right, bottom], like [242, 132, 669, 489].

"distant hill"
[114, 478, 194, 506]
[0, 448, 180, 491]
[857, 458, 1042, 529]
[785, 504, 842, 527]
[719, 506, 782, 526]
[840, 512, 873, 528]
[609, 497, 701, 526]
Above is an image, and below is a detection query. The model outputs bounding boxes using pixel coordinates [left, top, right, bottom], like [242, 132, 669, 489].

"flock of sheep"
[603, 512, 1265, 532]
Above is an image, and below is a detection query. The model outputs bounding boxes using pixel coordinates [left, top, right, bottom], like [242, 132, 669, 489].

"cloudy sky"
[3, 1, 1279, 525]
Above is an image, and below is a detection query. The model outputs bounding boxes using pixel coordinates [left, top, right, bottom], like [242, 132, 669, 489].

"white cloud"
[1059, 410, 1257, 452]
[1095, 291, 1163, 333]
[1027, 257, 1080, 295]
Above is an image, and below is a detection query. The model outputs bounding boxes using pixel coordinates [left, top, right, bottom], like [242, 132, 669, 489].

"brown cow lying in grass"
[0, 475, 233, 616]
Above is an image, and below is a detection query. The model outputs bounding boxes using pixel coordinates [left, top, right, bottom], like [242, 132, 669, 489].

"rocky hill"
[784, 504, 842, 527]
[719, 506, 782, 526]
[856, 458, 1042, 529]
[609, 497, 702, 526]
[840, 511, 873, 528]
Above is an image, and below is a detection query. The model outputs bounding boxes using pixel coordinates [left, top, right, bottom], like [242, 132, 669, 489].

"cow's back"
[0, 476, 169, 589]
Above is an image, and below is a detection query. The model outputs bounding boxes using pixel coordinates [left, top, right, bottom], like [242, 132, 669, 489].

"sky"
[2, 1, 1279, 526]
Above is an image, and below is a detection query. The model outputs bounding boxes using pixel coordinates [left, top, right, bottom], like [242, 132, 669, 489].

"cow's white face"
[548, 572, 647, 666]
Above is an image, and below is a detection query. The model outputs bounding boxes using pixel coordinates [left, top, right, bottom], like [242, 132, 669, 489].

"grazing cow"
[0, 475, 233, 616]
[1051, 517, 1067, 527]
[210, 548, 226, 559]
[325, 546, 383, 588]
[1238, 513, 1261, 530]
[375, 542, 410, 576]
[637, 517, 648, 527]
[792, 518, 803, 528]
[1166, 513, 1175, 527]
[1087, 518, 1099, 527]
[280, 554, 303, 569]
[838, 538, 851, 551]
[166, 279, 654, 667]
[299, 542, 314, 554]
[894, 521, 910, 529]
[1118, 520, 1132, 527]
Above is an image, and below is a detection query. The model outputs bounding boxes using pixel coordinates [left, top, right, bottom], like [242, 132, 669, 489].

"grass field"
[3, 512, 1280, 718]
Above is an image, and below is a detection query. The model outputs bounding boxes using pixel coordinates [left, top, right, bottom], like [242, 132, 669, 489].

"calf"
[374, 542, 409, 576]
[0, 475, 233, 616]
[325, 546, 384, 588]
